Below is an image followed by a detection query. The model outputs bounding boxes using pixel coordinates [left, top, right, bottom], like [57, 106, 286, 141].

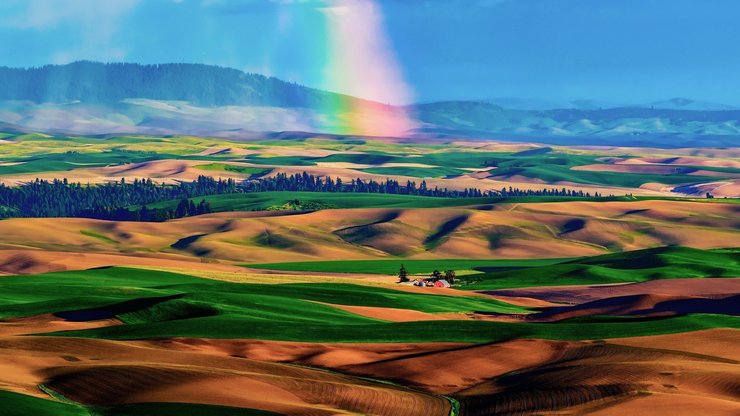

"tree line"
[0, 176, 236, 220]
[0, 172, 601, 221]
[245, 172, 604, 198]
[245, 172, 487, 197]
[397, 265, 457, 285]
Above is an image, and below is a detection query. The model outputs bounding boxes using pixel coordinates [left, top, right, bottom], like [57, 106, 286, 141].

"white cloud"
[317, 5, 350, 16]
[270, 0, 321, 4]
[2, 0, 140, 63]
[3, 0, 139, 30]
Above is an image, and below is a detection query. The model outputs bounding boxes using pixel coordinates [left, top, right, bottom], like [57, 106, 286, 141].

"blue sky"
[1, 0, 739, 105]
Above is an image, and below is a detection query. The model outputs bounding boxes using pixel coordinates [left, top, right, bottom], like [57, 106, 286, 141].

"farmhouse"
[412, 278, 450, 288]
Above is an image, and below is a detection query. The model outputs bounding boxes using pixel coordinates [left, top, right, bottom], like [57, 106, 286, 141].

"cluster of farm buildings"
[404, 278, 451, 288]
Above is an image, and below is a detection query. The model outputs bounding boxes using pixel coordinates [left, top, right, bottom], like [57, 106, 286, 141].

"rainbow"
[318, 0, 417, 137]
[278, 0, 417, 137]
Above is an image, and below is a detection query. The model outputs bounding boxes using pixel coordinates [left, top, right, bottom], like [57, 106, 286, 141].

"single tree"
[397, 265, 409, 283]
[430, 269, 442, 282]
[176, 198, 189, 217]
[444, 269, 456, 284]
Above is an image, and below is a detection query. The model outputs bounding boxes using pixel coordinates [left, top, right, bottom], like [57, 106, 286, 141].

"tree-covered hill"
[0, 61, 359, 108]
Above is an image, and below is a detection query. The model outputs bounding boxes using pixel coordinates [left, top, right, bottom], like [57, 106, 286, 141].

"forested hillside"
[0, 173, 600, 221]
[0, 61, 353, 108]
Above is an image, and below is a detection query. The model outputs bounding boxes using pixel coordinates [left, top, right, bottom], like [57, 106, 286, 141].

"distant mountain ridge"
[409, 100, 740, 147]
[485, 97, 738, 111]
[0, 61, 363, 108]
[643, 97, 738, 111]
[0, 62, 739, 147]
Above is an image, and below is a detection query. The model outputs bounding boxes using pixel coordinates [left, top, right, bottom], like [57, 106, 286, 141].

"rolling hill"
[0, 61, 359, 109]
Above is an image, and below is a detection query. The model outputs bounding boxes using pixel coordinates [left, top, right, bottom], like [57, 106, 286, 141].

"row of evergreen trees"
[80, 198, 214, 222]
[251, 172, 604, 198]
[0, 176, 236, 219]
[245, 172, 487, 198]
[498, 186, 602, 198]
[0, 172, 599, 221]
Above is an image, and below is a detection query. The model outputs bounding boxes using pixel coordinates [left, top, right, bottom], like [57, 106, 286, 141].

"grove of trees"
[0, 171, 601, 221]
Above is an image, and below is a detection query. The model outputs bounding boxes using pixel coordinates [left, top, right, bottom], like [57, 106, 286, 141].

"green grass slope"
[361, 166, 468, 178]
[94, 403, 280, 416]
[53, 313, 740, 343]
[135, 191, 499, 212]
[240, 149, 734, 187]
[135, 191, 739, 216]
[194, 163, 271, 177]
[462, 246, 740, 290]
[0, 390, 279, 416]
[247, 258, 566, 274]
[0, 266, 527, 327]
[0, 150, 181, 175]
[0, 390, 86, 416]
[1, 262, 738, 343]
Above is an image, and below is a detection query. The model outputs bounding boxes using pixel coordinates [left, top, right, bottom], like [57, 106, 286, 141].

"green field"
[462, 246, 740, 290]
[132, 190, 737, 215]
[0, 390, 279, 416]
[480, 152, 737, 187]
[95, 403, 280, 416]
[80, 229, 119, 245]
[1, 262, 738, 343]
[246, 247, 740, 286]
[0, 390, 86, 416]
[0, 266, 528, 325]
[54, 311, 740, 343]
[361, 166, 468, 178]
[0, 150, 177, 175]
[240, 149, 736, 187]
[134, 191, 500, 212]
[242, 155, 318, 166]
[194, 163, 271, 177]
[247, 258, 567, 274]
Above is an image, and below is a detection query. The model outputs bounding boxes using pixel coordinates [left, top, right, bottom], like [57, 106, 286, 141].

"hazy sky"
[1, 0, 739, 105]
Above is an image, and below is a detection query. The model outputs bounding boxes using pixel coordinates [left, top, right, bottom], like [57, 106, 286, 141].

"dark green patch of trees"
[397, 265, 410, 283]
[498, 186, 601, 198]
[396, 266, 457, 285]
[253, 172, 486, 198]
[0, 171, 598, 222]
[0, 176, 235, 220]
